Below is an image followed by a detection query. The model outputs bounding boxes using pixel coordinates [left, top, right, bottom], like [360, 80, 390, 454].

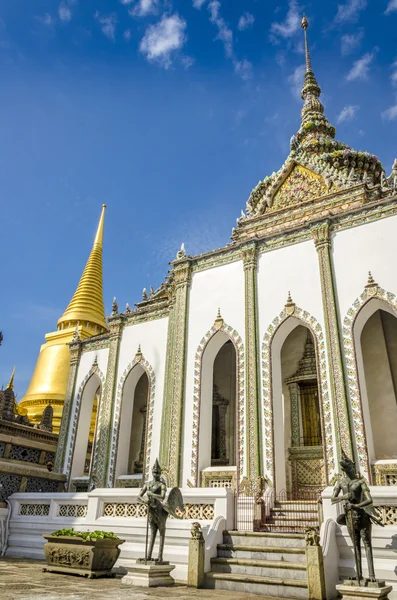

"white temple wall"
[257, 240, 324, 335]
[332, 215, 397, 319]
[182, 260, 245, 485]
[115, 317, 169, 471]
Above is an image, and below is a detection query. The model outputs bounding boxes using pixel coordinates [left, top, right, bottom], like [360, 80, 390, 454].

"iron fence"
[236, 488, 323, 533]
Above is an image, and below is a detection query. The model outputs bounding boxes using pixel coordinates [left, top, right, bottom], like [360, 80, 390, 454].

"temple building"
[50, 18, 397, 497]
[9, 18, 397, 597]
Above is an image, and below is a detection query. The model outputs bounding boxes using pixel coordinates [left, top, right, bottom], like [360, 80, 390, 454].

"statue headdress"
[152, 458, 162, 475]
[339, 449, 356, 473]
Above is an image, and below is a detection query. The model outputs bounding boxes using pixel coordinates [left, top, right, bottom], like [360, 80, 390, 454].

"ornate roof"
[58, 204, 107, 332]
[236, 17, 394, 237]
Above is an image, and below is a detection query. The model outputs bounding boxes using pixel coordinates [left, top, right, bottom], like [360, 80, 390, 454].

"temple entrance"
[115, 364, 150, 484]
[358, 307, 397, 475]
[199, 333, 237, 489]
[274, 323, 325, 499]
[69, 373, 101, 484]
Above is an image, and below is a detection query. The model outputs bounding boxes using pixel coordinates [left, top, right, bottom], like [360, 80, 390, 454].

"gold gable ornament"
[270, 165, 328, 212]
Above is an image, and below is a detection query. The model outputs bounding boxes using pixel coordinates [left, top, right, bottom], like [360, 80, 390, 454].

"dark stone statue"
[331, 450, 384, 585]
[138, 459, 183, 564]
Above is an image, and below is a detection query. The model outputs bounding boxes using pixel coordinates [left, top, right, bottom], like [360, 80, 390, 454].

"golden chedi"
[19, 205, 108, 433]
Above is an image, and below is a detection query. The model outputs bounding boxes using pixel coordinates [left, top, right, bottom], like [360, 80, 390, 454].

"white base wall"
[322, 486, 397, 600]
[5, 487, 233, 582]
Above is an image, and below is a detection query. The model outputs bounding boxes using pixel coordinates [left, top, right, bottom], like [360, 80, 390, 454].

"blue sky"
[1, 0, 397, 397]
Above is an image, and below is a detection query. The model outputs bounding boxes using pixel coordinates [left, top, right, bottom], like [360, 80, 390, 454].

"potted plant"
[43, 528, 125, 578]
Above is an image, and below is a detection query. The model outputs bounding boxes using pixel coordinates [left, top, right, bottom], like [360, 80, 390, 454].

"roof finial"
[301, 15, 312, 73]
[299, 15, 324, 125]
[6, 366, 16, 391]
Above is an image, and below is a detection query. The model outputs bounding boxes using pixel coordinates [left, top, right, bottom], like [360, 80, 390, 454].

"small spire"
[285, 291, 295, 314]
[111, 296, 118, 316]
[125, 302, 131, 313]
[176, 242, 186, 260]
[366, 271, 377, 288]
[299, 15, 324, 125]
[214, 307, 224, 329]
[6, 366, 16, 390]
[301, 15, 312, 73]
[142, 288, 148, 301]
[136, 344, 142, 361]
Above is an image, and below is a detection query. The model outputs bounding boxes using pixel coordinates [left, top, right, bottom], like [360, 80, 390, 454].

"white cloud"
[288, 64, 305, 100]
[336, 104, 359, 123]
[95, 12, 117, 40]
[271, 0, 300, 39]
[208, 0, 233, 57]
[238, 12, 254, 31]
[346, 51, 375, 81]
[391, 59, 397, 86]
[382, 98, 397, 120]
[129, 0, 158, 17]
[385, 0, 397, 15]
[234, 59, 253, 80]
[123, 29, 132, 41]
[193, 0, 207, 8]
[335, 0, 367, 23]
[58, 3, 72, 22]
[36, 13, 53, 26]
[181, 55, 195, 69]
[139, 14, 187, 68]
[340, 30, 363, 55]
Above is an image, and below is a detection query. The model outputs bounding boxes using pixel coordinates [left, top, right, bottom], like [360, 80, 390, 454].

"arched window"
[115, 364, 150, 482]
[70, 373, 101, 482]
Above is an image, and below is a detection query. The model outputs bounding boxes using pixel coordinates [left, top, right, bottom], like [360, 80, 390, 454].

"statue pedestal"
[121, 562, 176, 587]
[336, 581, 393, 600]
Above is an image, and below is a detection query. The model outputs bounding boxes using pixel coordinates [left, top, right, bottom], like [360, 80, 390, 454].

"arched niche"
[271, 317, 325, 497]
[115, 363, 150, 479]
[198, 330, 237, 479]
[69, 372, 101, 482]
[353, 298, 397, 463]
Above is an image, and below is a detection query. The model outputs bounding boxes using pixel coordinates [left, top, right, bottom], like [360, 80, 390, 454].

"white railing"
[6, 487, 234, 582]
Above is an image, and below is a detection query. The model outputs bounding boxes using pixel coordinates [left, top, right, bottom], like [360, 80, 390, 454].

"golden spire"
[6, 366, 16, 390]
[58, 205, 107, 332]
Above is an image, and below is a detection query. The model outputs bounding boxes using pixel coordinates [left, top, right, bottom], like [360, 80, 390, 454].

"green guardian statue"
[137, 459, 183, 564]
[331, 450, 383, 585]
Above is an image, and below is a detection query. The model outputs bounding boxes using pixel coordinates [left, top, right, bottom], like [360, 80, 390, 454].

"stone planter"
[42, 535, 125, 578]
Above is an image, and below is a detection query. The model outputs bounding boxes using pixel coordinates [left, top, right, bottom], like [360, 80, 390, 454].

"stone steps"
[217, 544, 307, 563]
[204, 530, 309, 598]
[205, 571, 308, 599]
[211, 557, 307, 579]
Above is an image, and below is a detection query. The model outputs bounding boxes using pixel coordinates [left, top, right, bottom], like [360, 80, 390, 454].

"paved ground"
[0, 558, 276, 600]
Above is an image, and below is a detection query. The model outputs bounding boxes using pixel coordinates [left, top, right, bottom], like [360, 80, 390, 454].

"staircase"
[263, 500, 320, 532]
[205, 530, 309, 598]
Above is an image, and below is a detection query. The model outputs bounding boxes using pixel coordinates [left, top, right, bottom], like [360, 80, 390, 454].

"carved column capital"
[241, 241, 258, 270]
[69, 341, 82, 364]
[311, 220, 331, 251]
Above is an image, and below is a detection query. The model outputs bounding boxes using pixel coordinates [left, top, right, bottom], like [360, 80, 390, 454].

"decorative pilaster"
[241, 242, 262, 488]
[91, 313, 125, 487]
[311, 221, 353, 460]
[54, 339, 82, 473]
[160, 256, 192, 487]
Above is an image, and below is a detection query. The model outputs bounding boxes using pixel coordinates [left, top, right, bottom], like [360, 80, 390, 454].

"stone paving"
[0, 558, 282, 600]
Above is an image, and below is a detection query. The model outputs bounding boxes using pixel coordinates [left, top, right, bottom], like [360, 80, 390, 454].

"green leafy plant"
[50, 528, 120, 541]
